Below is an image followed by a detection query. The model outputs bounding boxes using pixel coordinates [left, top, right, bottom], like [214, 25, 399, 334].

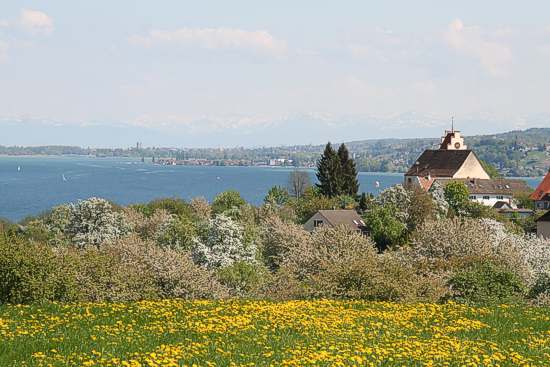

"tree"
[480, 159, 502, 179]
[288, 170, 311, 198]
[264, 186, 290, 206]
[212, 190, 246, 214]
[192, 214, 256, 269]
[337, 143, 359, 197]
[358, 192, 370, 213]
[443, 181, 470, 215]
[316, 143, 341, 197]
[65, 197, 129, 249]
[364, 205, 407, 251]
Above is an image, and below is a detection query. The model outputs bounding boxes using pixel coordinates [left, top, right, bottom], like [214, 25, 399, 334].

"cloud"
[130, 27, 286, 56]
[19, 9, 54, 35]
[445, 19, 512, 76]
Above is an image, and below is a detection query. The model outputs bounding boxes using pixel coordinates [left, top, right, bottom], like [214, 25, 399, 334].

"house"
[304, 210, 366, 233]
[530, 169, 550, 210]
[537, 211, 550, 239]
[433, 178, 532, 208]
[493, 201, 533, 218]
[404, 129, 490, 189]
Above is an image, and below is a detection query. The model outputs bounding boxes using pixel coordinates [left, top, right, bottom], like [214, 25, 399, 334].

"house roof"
[493, 201, 512, 209]
[317, 210, 365, 229]
[405, 150, 472, 177]
[537, 211, 550, 222]
[530, 170, 550, 201]
[434, 178, 532, 195]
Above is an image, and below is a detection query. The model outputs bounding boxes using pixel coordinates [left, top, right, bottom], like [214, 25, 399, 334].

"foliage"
[316, 143, 359, 198]
[447, 260, 526, 305]
[264, 186, 290, 207]
[443, 181, 470, 215]
[154, 215, 198, 251]
[65, 197, 130, 249]
[316, 142, 341, 198]
[190, 197, 212, 221]
[0, 237, 79, 304]
[211, 190, 246, 214]
[375, 184, 411, 223]
[480, 159, 502, 178]
[407, 188, 437, 232]
[363, 205, 407, 251]
[192, 214, 256, 269]
[259, 216, 311, 271]
[428, 181, 449, 218]
[216, 261, 267, 297]
[289, 187, 339, 224]
[337, 143, 359, 197]
[134, 198, 194, 219]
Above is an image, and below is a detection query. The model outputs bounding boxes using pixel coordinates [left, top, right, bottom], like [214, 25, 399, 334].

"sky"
[1, 1, 550, 147]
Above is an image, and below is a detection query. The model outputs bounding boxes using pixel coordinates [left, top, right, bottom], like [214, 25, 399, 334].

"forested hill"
[346, 128, 550, 177]
[1, 128, 549, 177]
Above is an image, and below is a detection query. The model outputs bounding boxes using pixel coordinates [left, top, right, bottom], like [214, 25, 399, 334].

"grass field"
[1, 300, 550, 366]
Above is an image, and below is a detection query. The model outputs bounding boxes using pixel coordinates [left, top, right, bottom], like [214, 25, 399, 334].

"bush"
[364, 205, 407, 251]
[192, 214, 256, 269]
[212, 191, 246, 214]
[216, 261, 268, 297]
[115, 236, 228, 300]
[266, 226, 444, 302]
[65, 197, 130, 248]
[447, 261, 526, 305]
[259, 216, 311, 271]
[0, 237, 80, 304]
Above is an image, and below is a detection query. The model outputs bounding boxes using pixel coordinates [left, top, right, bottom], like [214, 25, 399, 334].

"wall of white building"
[469, 194, 512, 208]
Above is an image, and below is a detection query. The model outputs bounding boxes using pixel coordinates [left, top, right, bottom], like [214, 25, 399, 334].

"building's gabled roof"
[434, 178, 532, 195]
[493, 201, 512, 209]
[530, 170, 550, 201]
[405, 150, 472, 177]
[537, 211, 550, 222]
[317, 210, 366, 229]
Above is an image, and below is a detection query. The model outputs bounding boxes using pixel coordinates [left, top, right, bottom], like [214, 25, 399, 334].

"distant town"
[1, 127, 549, 176]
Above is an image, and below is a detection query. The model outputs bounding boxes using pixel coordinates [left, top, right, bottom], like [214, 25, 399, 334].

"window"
[483, 196, 490, 200]
[469, 195, 477, 200]
[407, 178, 412, 183]
[313, 220, 323, 228]
[496, 195, 504, 200]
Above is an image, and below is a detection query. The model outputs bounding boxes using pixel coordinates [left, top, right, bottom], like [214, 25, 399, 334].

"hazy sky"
[1, 1, 550, 147]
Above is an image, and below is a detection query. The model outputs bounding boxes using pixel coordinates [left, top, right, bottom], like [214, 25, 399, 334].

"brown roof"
[434, 178, 532, 195]
[537, 211, 550, 222]
[405, 150, 472, 177]
[317, 210, 365, 229]
[530, 170, 550, 201]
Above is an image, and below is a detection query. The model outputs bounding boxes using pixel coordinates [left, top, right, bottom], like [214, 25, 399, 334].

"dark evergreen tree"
[337, 143, 359, 197]
[358, 192, 368, 213]
[316, 143, 341, 197]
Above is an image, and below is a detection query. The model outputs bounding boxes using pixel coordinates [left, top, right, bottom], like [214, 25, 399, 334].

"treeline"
[1, 147, 549, 306]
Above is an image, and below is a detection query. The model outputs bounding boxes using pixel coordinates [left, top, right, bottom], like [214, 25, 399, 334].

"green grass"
[1, 300, 550, 366]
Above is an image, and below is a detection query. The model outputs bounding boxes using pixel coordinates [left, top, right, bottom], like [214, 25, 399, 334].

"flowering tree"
[375, 185, 411, 222]
[66, 197, 129, 249]
[428, 181, 449, 218]
[192, 214, 256, 269]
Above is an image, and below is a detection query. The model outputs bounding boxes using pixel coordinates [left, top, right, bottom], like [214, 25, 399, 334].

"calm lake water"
[0, 156, 542, 222]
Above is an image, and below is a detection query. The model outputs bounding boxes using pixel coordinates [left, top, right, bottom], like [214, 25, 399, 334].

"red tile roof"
[530, 171, 550, 201]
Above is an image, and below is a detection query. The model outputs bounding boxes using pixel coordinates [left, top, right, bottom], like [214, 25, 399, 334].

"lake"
[0, 156, 542, 222]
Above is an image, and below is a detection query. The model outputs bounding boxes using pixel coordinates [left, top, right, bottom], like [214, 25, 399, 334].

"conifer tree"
[316, 143, 341, 197]
[337, 143, 359, 197]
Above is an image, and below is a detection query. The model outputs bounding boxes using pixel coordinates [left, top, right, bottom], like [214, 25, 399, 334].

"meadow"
[1, 300, 550, 367]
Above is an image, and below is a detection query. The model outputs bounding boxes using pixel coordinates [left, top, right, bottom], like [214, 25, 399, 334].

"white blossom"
[192, 214, 256, 269]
